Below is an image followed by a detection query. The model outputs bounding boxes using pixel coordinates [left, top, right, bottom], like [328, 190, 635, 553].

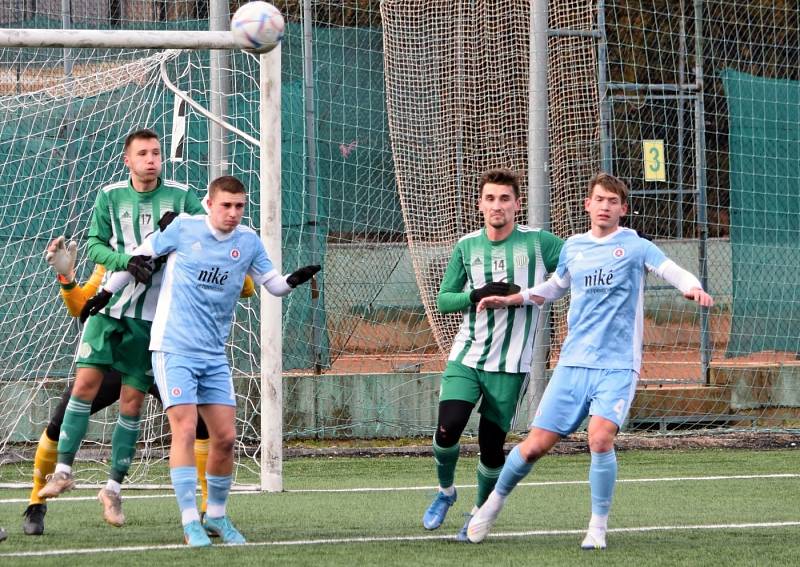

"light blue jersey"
[144, 214, 274, 358]
[555, 227, 667, 372]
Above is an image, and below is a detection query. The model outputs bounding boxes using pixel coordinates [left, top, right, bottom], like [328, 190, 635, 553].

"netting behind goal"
[382, 0, 800, 433]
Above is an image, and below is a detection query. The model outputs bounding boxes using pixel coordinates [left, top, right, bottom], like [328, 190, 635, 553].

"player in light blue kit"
[82, 176, 320, 547]
[464, 172, 713, 548]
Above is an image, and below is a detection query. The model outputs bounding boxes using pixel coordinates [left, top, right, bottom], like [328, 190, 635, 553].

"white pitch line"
[1, 473, 797, 504]
[0, 490, 259, 505]
[287, 473, 800, 493]
[1, 520, 799, 559]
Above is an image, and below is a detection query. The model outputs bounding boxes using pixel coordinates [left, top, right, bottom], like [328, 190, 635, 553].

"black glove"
[469, 281, 521, 303]
[80, 289, 113, 323]
[286, 264, 321, 288]
[126, 255, 154, 284]
[158, 211, 179, 232]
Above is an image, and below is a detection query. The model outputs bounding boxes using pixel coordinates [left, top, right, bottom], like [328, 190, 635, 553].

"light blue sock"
[589, 449, 617, 516]
[206, 473, 233, 519]
[170, 466, 199, 526]
[494, 446, 534, 496]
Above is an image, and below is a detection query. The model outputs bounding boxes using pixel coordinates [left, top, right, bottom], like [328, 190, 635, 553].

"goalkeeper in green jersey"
[422, 168, 563, 540]
[23, 237, 254, 536]
[38, 129, 207, 528]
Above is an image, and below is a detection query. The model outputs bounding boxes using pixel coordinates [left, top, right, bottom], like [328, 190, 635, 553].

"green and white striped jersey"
[437, 225, 563, 373]
[86, 178, 204, 321]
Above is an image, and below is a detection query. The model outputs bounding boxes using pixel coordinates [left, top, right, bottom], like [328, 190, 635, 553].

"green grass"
[1, 449, 799, 566]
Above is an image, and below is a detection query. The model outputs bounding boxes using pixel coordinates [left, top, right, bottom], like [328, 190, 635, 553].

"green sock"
[433, 439, 460, 489]
[476, 461, 504, 507]
[57, 396, 92, 466]
[110, 414, 140, 483]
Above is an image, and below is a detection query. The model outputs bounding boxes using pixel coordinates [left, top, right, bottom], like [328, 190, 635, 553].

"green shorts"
[439, 360, 526, 432]
[76, 313, 153, 393]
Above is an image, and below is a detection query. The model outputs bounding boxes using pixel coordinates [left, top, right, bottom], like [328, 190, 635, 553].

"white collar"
[205, 216, 237, 241]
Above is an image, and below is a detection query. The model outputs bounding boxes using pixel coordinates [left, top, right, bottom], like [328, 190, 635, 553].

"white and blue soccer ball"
[230, 2, 285, 53]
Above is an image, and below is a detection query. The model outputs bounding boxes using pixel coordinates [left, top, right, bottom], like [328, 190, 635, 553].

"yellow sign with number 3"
[643, 139, 666, 182]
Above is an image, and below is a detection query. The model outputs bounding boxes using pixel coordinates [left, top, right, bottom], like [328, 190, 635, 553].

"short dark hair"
[208, 175, 246, 198]
[123, 128, 159, 152]
[588, 172, 629, 203]
[478, 168, 520, 198]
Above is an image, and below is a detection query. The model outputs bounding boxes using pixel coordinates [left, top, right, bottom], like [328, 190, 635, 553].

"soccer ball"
[230, 2, 285, 53]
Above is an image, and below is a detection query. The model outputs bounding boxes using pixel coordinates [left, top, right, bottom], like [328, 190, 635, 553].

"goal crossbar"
[0, 29, 239, 50]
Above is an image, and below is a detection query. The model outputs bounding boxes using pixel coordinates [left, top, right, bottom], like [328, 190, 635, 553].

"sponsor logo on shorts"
[78, 342, 92, 359]
[171, 387, 182, 398]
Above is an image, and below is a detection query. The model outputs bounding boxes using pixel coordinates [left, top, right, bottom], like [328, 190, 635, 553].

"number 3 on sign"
[642, 140, 666, 182]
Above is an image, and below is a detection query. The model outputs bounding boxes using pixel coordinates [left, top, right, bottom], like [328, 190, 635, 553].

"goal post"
[258, 46, 282, 493]
[0, 28, 283, 492]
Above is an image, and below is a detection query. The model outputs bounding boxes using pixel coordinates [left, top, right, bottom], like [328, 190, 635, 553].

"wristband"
[58, 274, 77, 289]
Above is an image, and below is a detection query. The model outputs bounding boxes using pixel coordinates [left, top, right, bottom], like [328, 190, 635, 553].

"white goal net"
[0, 46, 268, 486]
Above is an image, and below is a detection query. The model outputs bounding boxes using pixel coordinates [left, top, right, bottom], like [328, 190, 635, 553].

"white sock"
[207, 503, 226, 518]
[589, 513, 609, 532]
[483, 490, 507, 512]
[105, 479, 122, 494]
[440, 485, 455, 497]
[181, 508, 201, 526]
[54, 463, 72, 475]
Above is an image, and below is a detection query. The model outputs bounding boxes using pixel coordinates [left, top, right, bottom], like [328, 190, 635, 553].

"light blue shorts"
[152, 351, 235, 409]
[532, 365, 638, 436]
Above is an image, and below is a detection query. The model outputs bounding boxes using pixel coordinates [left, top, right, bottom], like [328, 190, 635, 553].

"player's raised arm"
[45, 236, 112, 317]
[45, 236, 77, 281]
[60, 264, 107, 318]
[252, 265, 321, 297]
[650, 258, 714, 307]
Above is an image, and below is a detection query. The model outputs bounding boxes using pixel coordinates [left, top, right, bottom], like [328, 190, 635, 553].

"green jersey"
[86, 177, 204, 321]
[437, 225, 563, 373]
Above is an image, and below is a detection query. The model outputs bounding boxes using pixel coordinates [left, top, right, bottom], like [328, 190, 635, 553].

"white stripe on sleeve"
[524, 272, 570, 304]
[651, 259, 702, 294]
[252, 268, 292, 297]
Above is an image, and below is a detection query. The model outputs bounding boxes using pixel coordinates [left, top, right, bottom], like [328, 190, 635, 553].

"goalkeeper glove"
[286, 264, 321, 288]
[80, 289, 112, 323]
[45, 236, 78, 280]
[469, 281, 521, 303]
[158, 211, 179, 232]
[127, 255, 154, 284]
